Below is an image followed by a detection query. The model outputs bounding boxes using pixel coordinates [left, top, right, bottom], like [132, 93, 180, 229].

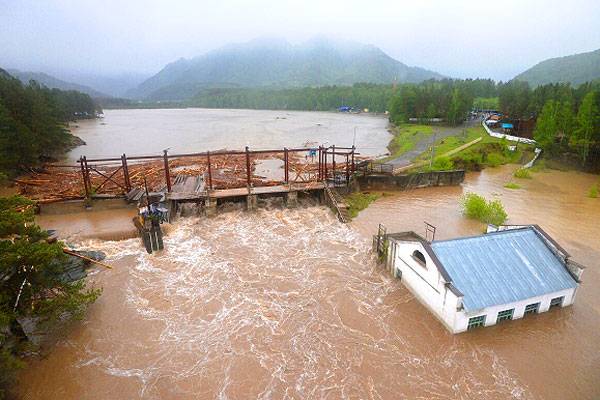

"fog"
[1, 0, 599, 81]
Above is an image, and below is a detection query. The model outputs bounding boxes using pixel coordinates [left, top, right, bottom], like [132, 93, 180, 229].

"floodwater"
[19, 165, 600, 399]
[65, 109, 391, 162]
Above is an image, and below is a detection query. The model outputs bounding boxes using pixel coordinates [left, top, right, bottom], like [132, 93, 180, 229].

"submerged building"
[377, 225, 584, 334]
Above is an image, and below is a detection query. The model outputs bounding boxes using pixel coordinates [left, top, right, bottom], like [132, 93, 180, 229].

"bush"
[430, 156, 454, 171]
[461, 192, 508, 226]
[452, 151, 484, 171]
[513, 168, 532, 179]
[504, 182, 521, 189]
[345, 192, 380, 218]
[589, 184, 599, 198]
[485, 152, 505, 167]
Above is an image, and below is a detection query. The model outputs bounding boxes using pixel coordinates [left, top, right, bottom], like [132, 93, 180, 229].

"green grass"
[504, 182, 522, 189]
[513, 168, 532, 179]
[414, 126, 483, 163]
[345, 192, 381, 218]
[589, 184, 599, 198]
[461, 192, 508, 226]
[425, 156, 455, 171]
[383, 124, 433, 161]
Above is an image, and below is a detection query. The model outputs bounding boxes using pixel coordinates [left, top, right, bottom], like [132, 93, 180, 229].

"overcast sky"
[1, 0, 599, 81]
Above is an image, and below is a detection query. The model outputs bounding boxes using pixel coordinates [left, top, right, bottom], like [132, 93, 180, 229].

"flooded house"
[378, 225, 584, 333]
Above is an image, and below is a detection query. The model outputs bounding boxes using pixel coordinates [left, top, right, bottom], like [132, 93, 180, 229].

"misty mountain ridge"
[127, 36, 444, 100]
[514, 48, 600, 87]
[6, 69, 109, 98]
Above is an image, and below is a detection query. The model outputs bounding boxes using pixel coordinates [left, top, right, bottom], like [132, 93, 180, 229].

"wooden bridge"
[73, 145, 358, 217]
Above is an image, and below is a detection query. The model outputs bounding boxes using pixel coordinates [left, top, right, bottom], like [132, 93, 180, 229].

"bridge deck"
[166, 181, 326, 201]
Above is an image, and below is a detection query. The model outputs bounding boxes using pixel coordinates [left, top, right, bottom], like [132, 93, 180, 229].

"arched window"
[412, 250, 426, 267]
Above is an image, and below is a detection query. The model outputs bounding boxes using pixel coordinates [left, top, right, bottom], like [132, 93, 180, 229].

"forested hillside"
[514, 48, 600, 87]
[128, 37, 444, 100]
[7, 69, 108, 98]
[0, 69, 101, 175]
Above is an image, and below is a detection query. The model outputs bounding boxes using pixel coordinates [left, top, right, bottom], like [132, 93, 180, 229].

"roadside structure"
[375, 225, 584, 334]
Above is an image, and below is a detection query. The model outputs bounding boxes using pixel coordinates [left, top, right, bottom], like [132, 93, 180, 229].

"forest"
[0, 69, 100, 176]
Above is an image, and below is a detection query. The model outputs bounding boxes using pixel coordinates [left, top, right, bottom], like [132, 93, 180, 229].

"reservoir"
[65, 108, 392, 162]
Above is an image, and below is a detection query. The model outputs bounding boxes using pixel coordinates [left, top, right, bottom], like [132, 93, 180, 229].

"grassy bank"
[345, 192, 381, 218]
[384, 124, 433, 161]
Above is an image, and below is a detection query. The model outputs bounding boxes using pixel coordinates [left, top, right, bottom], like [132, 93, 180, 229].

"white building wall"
[390, 240, 460, 332]
[453, 287, 577, 333]
[389, 238, 578, 334]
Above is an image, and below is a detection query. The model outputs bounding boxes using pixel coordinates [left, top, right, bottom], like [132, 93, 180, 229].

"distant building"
[376, 225, 584, 333]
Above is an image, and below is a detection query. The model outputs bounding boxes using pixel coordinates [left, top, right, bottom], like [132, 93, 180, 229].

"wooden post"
[351, 145, 355, 174]
[163, 150, 171, 192]
[83, 156, 91, 198]
[346, 154, 350, 186]
[206, 151, 213, 190]
[79, 157, 89, 198]
[284, 148, 289, 184]
[245, 146, 252, 187]
[332, 145, 336, 182]
[317, 146, 322, 181]
[323, 148, 328, 180]
[121, 153, 131, 192]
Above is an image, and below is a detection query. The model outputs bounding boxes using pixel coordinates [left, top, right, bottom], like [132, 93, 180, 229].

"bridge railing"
[77, 145, 358, 198]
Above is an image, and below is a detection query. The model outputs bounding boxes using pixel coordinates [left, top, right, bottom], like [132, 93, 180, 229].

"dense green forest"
[189, 83, 394, 112]
[0, 69, 100, 176]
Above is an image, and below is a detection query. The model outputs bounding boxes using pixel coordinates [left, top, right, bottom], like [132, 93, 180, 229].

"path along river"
[20, 164, 600, 399]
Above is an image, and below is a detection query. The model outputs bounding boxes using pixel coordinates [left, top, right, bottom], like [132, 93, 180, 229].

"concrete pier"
[205, 197, 217, 217]
[246, 194, 258, 211]
[285, 191, 298, 208]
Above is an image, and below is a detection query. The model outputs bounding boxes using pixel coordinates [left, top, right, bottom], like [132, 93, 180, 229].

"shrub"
[461, 192, 508, 226]
[345, 192, 380, 218]
[504, 182, 521, 189]
[485, 152, 505, 167]
[430, 156, 454, 171]
[513, 168, 532, 179]
[589, 184, 599, 198]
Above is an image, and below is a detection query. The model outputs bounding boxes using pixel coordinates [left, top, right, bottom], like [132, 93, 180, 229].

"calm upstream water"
[20, 165, 600, 399]
[65, 108, 391, 162]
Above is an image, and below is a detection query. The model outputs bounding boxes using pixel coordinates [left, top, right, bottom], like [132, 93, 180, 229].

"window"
[496, 309, 514, 323]
[468, 315, 486, 330]
[412, 250, 426, 267]
[524, 303, 540, 315]
[550, 296, 564, 308]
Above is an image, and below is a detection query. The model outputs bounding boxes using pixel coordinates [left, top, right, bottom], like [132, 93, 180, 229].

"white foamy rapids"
[70, 205, 531, 399]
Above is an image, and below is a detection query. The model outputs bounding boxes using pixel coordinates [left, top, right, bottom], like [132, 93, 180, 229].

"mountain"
[514, 48, 600, 87]
[51, 71, 151, 98]
[128, 37, 444, 100]
[7, 69, 109, 97]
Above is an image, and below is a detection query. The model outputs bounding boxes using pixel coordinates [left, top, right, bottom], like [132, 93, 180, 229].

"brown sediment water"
[17, 165, 600, 399]
[65, 109, 391, 162]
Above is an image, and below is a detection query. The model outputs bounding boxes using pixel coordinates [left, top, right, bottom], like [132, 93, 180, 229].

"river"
[65, 108, 391, 162]
[20, 163, 600, 399]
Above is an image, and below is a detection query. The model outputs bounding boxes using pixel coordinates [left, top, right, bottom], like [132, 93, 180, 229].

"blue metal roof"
[501, 123, 514, 129]
[430, 228, 577, 311]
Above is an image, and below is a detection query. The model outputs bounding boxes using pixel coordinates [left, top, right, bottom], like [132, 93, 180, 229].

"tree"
[0, 196, 101, 397]
[571, 91, 599, 165]
[533, 100, 559, 152]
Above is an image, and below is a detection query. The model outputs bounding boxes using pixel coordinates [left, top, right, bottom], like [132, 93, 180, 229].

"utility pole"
[429, 131, 437, 169]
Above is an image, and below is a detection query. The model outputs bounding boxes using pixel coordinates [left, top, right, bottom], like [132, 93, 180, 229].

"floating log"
[63, 248, 113, 269]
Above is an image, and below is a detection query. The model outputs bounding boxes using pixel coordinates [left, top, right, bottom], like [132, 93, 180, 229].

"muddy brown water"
[19, 165, 600, 399]
[65, 109, 391, 162]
